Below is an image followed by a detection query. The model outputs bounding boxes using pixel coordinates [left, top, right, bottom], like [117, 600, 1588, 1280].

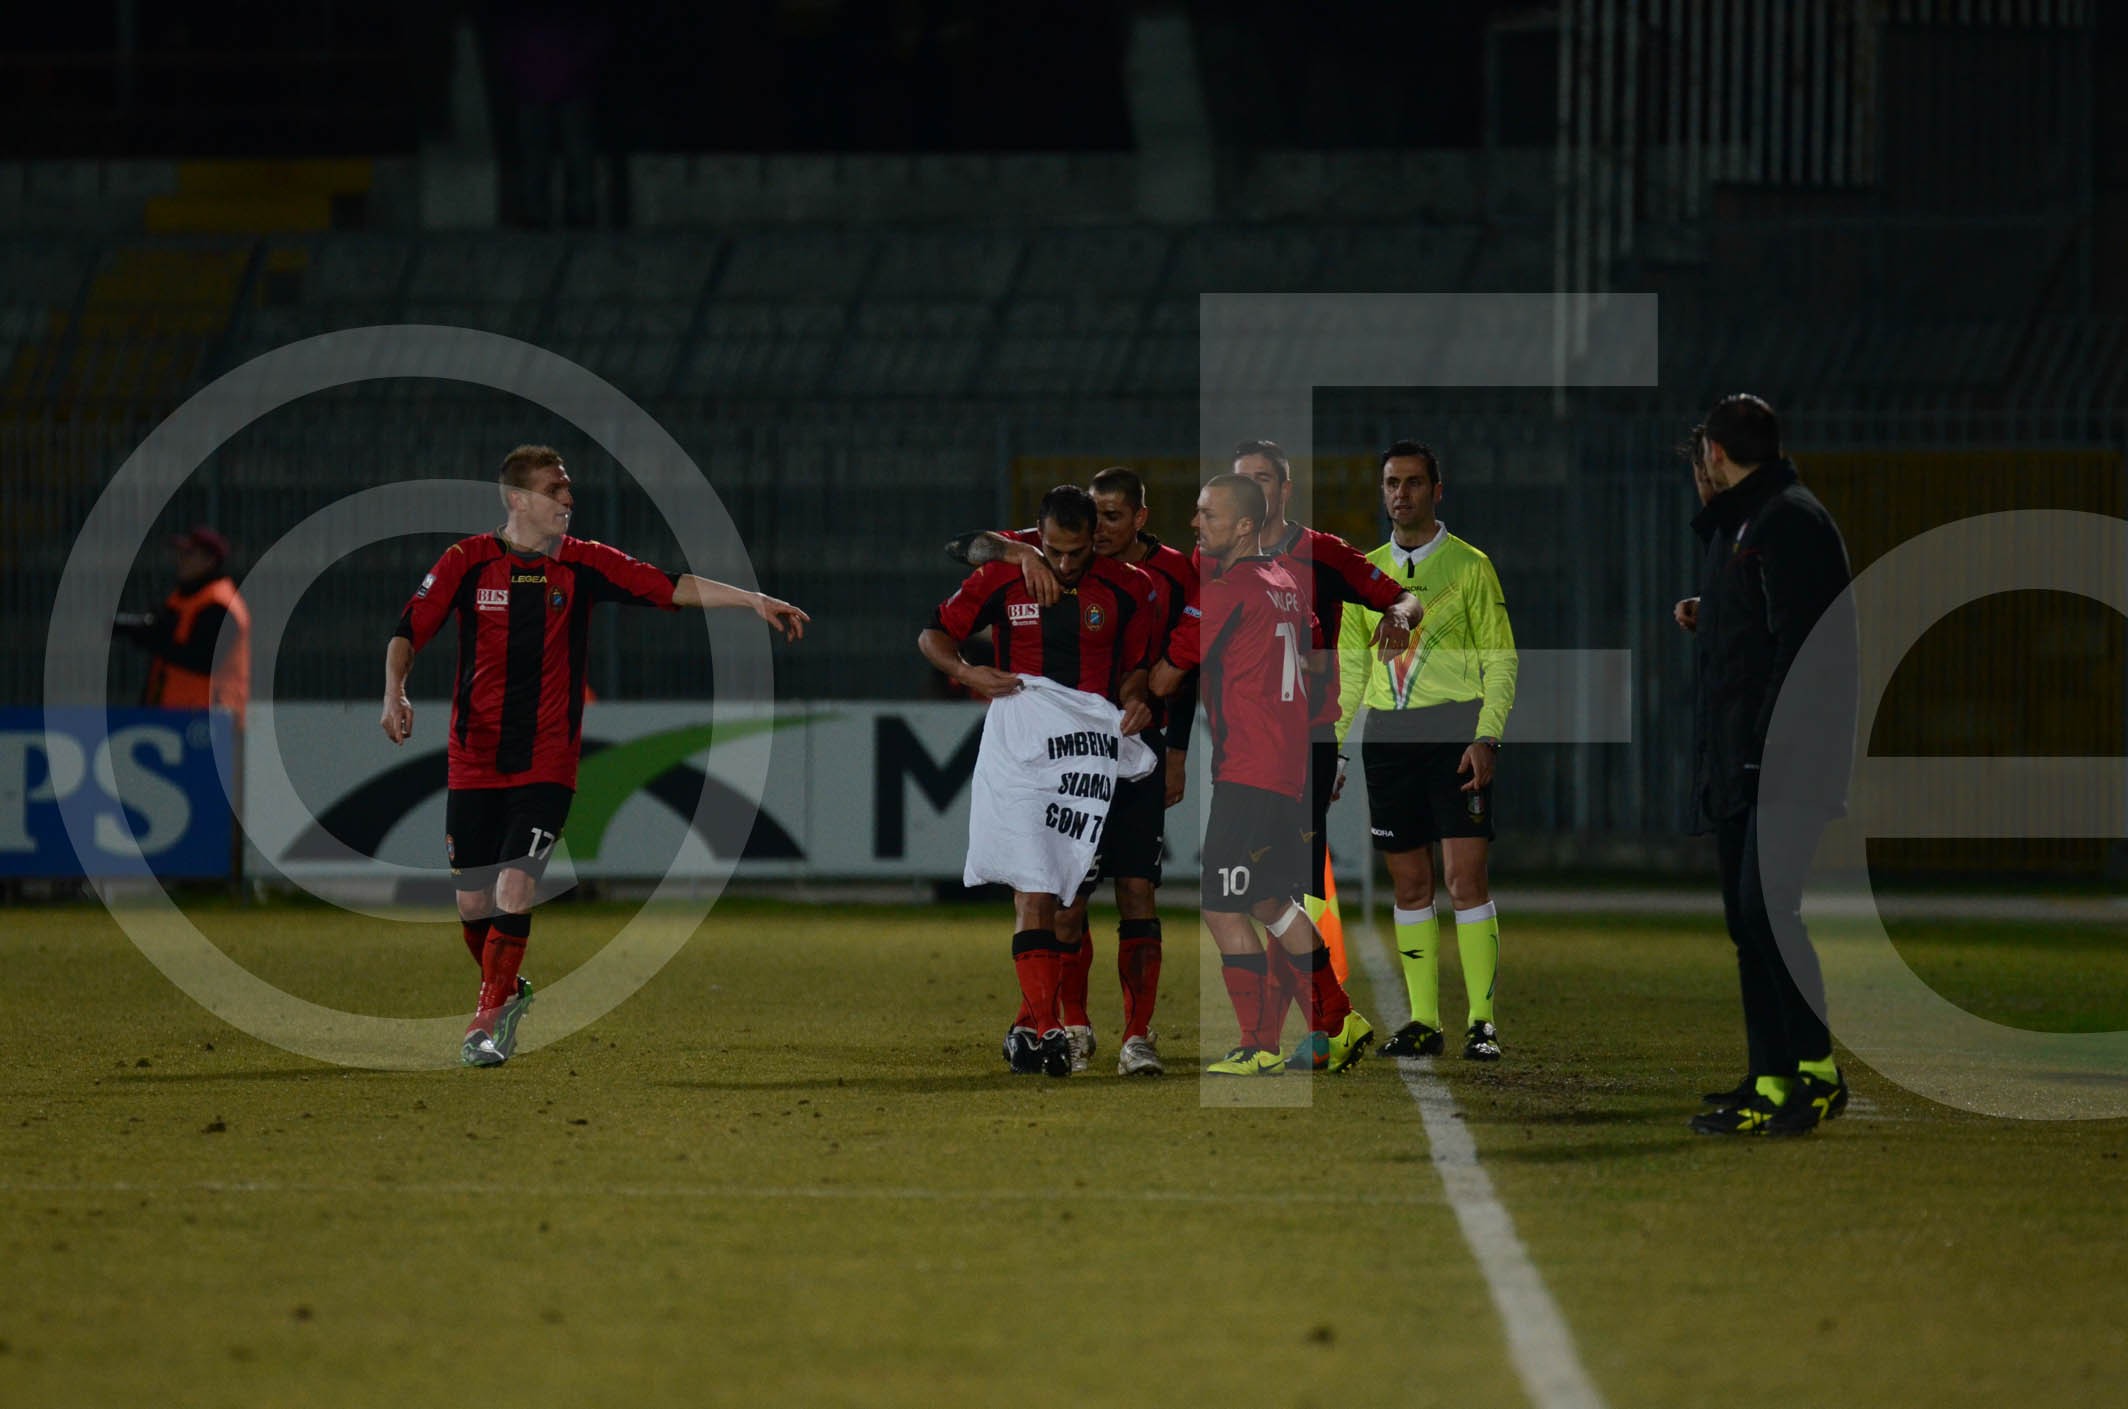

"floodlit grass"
[2, 898, 2124, 1407]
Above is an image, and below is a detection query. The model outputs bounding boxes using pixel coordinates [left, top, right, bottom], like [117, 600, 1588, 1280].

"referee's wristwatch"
[1473, 735, 1501, 751]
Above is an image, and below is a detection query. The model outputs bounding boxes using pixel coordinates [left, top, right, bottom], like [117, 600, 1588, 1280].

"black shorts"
[445, 783, 575, 891]
[1095, 743, 1166, 886]
[1361, 740, 1494, 849]
[1199, 782, 1307, 914]
[1302, 736, 1339, 896]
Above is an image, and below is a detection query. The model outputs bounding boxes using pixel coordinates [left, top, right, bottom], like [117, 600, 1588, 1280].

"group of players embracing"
[921, 440, 1519, 1080]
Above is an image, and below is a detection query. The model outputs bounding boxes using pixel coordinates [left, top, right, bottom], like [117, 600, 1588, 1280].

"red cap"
[171, 525, 231, 561]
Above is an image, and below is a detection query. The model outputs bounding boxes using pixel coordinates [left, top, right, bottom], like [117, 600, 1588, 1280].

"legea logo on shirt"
[476, 587, 509, 611]
[1007, 602, 1040, 625]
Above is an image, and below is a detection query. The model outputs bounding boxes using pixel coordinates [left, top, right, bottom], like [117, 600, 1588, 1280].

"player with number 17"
[382, 445, 809, 1068]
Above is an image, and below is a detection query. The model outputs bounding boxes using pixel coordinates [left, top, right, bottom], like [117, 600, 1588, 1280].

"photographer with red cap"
[115, 525, 251, 726]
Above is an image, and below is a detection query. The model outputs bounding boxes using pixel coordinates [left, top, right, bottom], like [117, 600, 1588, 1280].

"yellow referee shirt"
[1334, 525, 1518, 747]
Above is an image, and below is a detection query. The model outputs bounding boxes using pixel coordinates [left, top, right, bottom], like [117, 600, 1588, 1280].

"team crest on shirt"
[550, 590, 567, 610]
[1008, 601, 1040, 625]
[445, 833, 456, 864]
[1083, 604, 1106, 632]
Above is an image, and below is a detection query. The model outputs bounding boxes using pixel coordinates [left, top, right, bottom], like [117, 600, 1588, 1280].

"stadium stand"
[3, 126, 2121, 862]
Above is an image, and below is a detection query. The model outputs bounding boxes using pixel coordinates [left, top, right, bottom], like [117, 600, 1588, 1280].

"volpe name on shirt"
[1045, 730, 1120, 761]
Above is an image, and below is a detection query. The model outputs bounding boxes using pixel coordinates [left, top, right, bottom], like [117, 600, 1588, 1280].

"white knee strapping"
[1265, 903, 1304, 938]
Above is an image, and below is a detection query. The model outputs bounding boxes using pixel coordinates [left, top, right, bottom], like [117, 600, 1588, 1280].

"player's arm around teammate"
[923, 487, 1159, 1076]
[947, 492, 1201, 796]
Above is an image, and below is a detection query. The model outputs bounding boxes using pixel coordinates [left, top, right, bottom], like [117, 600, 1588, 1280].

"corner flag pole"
[1319, 856, 1348, 983]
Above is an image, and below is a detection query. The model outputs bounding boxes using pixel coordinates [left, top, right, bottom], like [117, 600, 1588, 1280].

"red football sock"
[1303, 944, 1353, 1032]
[460, 918, 490, 966]
[1011, 929, 1063, 1033]
[1117, 918, 1162, 1040]
[1218, 951, 1269, 1049]
[471, 913, 530, 1034]
[1261, 941, 1300, 1047]
[1058, 936, 1093, 1028]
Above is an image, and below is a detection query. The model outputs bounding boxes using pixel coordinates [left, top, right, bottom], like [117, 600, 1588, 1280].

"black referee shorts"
[1360, 740, 1494, 850]
[445, 783, 575, 891]
[1199, 782, 1307, 914]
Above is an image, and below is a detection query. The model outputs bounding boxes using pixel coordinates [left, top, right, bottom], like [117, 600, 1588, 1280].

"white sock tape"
[1265, 904, 1304, 938]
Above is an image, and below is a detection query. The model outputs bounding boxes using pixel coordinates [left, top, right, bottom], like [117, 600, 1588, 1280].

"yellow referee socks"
[1393, 904, 1441, 1029]
[1453, 902, 1500, 1027]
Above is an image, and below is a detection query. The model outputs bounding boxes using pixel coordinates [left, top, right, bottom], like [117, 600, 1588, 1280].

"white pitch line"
[0, 1179, 1440, 1209]
[1350, 933, 1609, 1409]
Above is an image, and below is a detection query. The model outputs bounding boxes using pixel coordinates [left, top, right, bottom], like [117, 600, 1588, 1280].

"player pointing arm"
[379, 445, 808, 1068]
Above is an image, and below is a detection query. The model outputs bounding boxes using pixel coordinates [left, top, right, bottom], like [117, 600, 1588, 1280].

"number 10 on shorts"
[1217, 864, 1252, 897]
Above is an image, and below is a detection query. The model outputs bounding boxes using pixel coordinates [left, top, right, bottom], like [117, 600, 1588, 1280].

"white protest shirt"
[962, 676, 1157, 900]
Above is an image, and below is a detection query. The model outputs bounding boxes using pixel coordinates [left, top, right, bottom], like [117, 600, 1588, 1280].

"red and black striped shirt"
[931, 556, 1158, 703]
[1001, 527, 1193, 733]
[1132, 532, 1197, 641]
[396, 534, 678, 790]
[1128, 533, 1197, 744]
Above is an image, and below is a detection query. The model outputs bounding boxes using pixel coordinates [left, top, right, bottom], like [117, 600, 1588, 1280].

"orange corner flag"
[1320, 859, 1348, 983]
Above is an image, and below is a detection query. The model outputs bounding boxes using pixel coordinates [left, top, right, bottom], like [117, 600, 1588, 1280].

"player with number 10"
[1153, 474, 1405, 1075]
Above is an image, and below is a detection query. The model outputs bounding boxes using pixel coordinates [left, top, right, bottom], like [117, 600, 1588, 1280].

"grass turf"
[2, 897, 2125, 1408]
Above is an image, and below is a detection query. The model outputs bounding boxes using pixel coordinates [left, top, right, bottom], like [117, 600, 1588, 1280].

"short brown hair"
[499, 444, 564, 490]
[1205, 472, 1267, 531]
[1089, 465, 1145, 509]
[1380, 439, 1441, 487]
[1232, 439, 1291, 484]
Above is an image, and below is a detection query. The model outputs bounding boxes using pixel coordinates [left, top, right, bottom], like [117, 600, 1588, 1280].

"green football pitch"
[4, 897, 2126, 1408]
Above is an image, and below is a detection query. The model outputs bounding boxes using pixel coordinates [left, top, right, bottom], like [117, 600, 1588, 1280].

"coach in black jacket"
[1674, 394, 1857, 1137]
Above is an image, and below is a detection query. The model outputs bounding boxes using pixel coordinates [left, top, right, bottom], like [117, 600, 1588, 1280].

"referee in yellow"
[1335, 442, 1518, 1061]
